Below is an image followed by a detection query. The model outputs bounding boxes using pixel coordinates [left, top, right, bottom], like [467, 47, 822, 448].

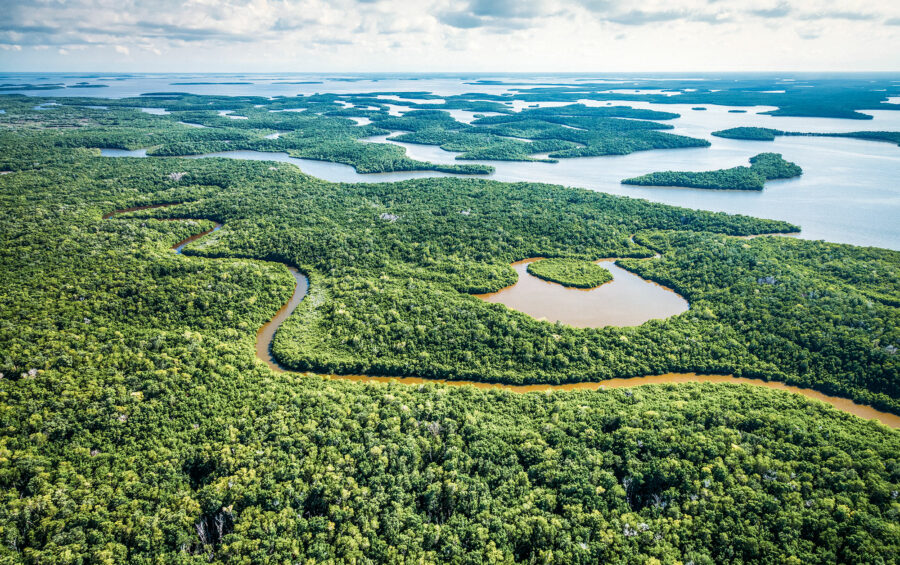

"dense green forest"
[527, 258, 614, 288]
[0, 95, 898, 563]
[713, 127, 900, 147]
[622, 153, 802, 190]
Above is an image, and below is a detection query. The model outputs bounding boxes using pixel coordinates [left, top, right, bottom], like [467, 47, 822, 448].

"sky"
[1, 0, 898, 72]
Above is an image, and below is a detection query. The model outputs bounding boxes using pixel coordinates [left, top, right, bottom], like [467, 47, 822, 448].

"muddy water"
[475, 258, 689, 328]
[173, 224, 221, 253]
[255, 262, 898, 427]
[256, 267, 309, 372]
[102, 206, 900, 428]
[322, 373, 900, 428]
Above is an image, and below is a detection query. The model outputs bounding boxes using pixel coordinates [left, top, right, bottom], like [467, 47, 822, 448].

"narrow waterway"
[102, 206, 900, 428]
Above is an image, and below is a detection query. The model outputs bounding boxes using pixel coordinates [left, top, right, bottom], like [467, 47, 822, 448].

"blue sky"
[1, 0, 898, 72]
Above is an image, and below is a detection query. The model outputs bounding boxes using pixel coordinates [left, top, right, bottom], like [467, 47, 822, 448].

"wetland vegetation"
[622, 153, 802, 191]
[713, 126, 900, 147]
[526, 258, 614, 288]
[0, 86, 898, 563]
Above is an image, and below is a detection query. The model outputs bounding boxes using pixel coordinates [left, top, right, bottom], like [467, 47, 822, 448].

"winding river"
[103, 206, 900, 428]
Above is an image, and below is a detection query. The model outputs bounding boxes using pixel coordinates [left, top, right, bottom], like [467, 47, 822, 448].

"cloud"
[748, 2, 791, 18]
[799, 11, 877, 22]
[0, 0, 898, 71]
[606, 10, 685, 25]
[437, 0, 552, 29]
[797, 27, 822, 39]
[574, 1, 736, 26]
[438, 11, 484, 29]
[468, 0, 545, 19]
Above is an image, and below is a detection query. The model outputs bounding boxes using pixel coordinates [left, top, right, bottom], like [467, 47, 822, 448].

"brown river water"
[475, 258, 689, 328]
[104, 208, 900, 428]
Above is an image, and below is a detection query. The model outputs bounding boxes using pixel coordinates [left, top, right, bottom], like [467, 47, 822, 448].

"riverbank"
[104, 205, 899, 428]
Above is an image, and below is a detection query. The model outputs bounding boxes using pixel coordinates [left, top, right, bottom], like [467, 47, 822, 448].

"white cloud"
[0, 0, 897, 71]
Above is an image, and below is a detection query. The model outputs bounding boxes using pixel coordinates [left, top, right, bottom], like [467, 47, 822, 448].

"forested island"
[1, 90, 898, 563]
[621, 153, 802, 190]
[527, 258, 614, 288]
[713, 126, 900, 147]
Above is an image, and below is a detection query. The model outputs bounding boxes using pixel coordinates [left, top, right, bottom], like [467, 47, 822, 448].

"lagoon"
[475, 258, 689, 328]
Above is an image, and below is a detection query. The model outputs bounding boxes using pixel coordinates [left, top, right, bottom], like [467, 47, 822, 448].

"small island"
[526, 258, 613, 288]
[713, 126, 900, 147]
[621, 152, 802, 190]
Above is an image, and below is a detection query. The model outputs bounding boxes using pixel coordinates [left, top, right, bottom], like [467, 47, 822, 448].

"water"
[101, 135, 900, 249]
[166, 131, 899, 249]
[100, 148, 148, 157]
[43, 72, 898, 249]
[218, 110, 248, 120]
[331, 102, 900, 249]
[241, 238, 897, 428]
[475, 258, 689, 328]
[183, 150, 458, 182]
[99, 195, 900, 427]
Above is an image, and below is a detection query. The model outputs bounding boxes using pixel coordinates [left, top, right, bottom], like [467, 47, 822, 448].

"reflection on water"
[475, 258, 689, 328]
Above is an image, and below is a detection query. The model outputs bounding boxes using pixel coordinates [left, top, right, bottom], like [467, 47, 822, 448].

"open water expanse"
[9, 72, 899, 249]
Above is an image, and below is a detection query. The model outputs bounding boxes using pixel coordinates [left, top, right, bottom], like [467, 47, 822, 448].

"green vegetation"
[527, 258, 614, 288]
[390, 129, 574, 162]
[747, 152, 804, 180]
[459, 105, 710, 160]
[713, 126, 900, 147]
[363, 104, 706, 162]
[0, 95, 898, 563]
[622, 153, 802, 190]
[486, 76, 900, 120]
[0, 93, 494, 175]
[713, 127, 783, 141]
[0, 93, 716, 168]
